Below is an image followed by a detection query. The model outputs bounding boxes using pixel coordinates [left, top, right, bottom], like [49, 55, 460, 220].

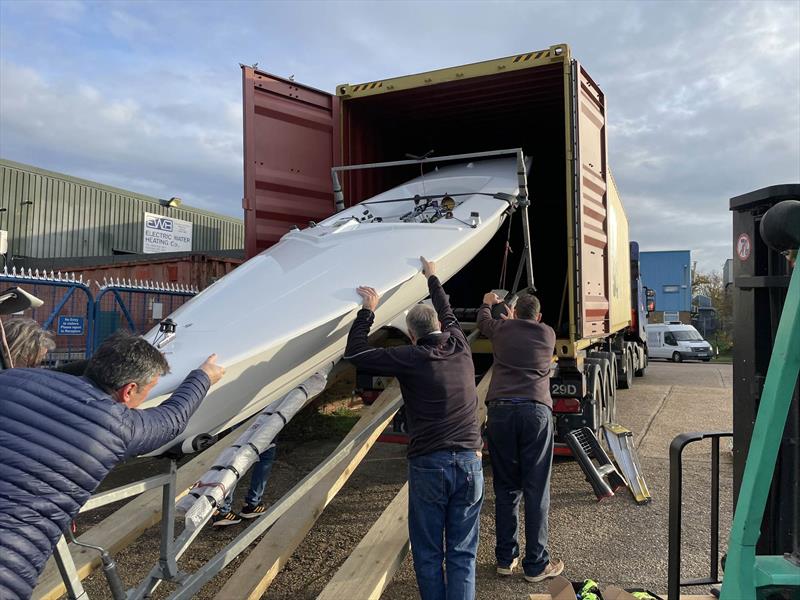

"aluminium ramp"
[604, 423, 651, 505]
[564, 427, 627, 501]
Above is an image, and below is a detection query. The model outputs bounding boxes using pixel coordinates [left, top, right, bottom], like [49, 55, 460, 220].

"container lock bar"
[332, 171, 346, 213]
[515, 150, 535, 291]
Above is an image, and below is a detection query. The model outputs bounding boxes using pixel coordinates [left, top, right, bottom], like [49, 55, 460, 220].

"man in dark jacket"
[477, 291, 563, 582]
[344, 257, 483, 600]
[0, 332, 224, 599]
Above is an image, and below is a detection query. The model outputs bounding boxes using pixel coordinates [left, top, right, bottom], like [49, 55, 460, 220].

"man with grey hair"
[0, 331, 224, 599]
[1, 317, 56, 368]
[345, 257, 483, 600]
[478, 289, 563, 582]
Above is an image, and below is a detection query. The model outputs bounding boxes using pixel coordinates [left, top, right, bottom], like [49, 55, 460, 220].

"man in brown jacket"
[478, 291, 564, 582]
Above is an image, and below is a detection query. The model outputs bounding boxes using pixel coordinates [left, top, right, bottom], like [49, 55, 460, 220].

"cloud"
[0, 0, 797, 272]
[0, 60, 243, 213]
[107, 9, 155, 42]
[35, 0, 86, 22]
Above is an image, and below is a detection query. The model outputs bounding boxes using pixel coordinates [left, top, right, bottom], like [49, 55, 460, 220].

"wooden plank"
[32, 415, 259, 600]
[213, 382, 402, 600]
[317, 482, 410, 600]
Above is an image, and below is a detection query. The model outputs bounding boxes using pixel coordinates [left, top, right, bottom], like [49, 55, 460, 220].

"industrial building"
[0, 158, 243, 265]
[640, 250, 692, 323]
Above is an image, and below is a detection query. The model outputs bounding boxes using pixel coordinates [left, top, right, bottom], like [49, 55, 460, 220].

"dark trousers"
[486, 401, 553, 576]
[408, 449, 484, 600]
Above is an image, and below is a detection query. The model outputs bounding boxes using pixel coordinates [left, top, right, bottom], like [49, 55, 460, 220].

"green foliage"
[281, 403, 360, 442]
[691, 266, 734, 352]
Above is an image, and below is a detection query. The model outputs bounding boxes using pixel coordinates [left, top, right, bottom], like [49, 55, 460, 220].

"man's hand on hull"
[357, 286, 381, 312]
[420, 256, 436, 278]
[199, 354, 225, 385]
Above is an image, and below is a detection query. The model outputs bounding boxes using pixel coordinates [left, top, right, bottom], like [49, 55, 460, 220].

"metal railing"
[668, 430, 733, 599]
[1, 267, 198, 360]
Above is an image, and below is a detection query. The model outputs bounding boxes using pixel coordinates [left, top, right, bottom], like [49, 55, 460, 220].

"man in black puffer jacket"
[0, 331, 224, 599]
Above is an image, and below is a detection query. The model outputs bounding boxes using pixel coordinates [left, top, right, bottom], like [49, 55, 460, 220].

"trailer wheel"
[635, 351, 647, 377]
[588, 351, 617, 403]
[672, 352, 683, 363]
[619, 352, 633, 389]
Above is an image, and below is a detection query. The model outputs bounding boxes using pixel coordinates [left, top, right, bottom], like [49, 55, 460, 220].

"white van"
[647, 323, 714, 362]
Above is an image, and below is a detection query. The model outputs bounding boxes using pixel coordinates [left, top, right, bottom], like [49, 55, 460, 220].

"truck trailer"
[240, 43, 648, 450]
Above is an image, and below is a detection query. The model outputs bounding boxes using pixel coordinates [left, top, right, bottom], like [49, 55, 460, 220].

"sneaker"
[524, 558, 565, 582]
[211, 511, 242, 527]
[240, 503, 267, 519]
[496, 557, 519, 576]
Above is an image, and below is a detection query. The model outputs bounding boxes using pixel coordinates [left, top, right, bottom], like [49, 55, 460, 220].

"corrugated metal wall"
[0, 159, 243, 259]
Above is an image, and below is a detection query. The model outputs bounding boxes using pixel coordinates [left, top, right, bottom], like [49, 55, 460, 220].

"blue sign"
[58, 316, 85, 336]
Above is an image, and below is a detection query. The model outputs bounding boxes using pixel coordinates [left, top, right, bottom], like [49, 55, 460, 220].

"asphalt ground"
[64, 361, 732, 599]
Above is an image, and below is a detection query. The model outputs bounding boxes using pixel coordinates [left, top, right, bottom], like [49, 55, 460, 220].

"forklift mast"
[729, 185, 800, 560]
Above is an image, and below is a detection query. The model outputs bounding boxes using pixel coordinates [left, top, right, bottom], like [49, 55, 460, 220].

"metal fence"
[0, 267, 197, 365]
[93, 278, 198, 347]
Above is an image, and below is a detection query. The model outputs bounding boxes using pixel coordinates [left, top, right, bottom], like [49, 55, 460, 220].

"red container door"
[242, 67, 341, 258]
[572, 62, 610, 338]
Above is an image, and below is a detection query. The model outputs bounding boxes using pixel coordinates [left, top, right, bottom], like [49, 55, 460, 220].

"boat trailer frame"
[52, 387, 404, 600]
[330, 147, 536, 291]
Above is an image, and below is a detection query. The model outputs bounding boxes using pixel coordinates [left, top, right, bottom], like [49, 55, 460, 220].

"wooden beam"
[213, 382, 402, 600]
[317, 482, 410, 600]
[32, 415, 259, 600]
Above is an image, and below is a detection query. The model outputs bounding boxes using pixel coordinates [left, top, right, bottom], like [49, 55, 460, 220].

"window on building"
[663, 285, 680, 293]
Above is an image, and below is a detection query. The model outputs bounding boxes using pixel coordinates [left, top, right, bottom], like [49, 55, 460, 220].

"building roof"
[0, 157, 242, 225]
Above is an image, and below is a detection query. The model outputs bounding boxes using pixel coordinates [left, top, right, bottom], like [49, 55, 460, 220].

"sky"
[1, 0, 798, 272]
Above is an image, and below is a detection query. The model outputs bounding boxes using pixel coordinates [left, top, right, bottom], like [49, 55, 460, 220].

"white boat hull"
[139, 158, 519, 454]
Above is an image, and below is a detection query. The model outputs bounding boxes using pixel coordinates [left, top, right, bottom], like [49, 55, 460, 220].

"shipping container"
[0, 159, 244, 260]
[241, 44, 649, 444]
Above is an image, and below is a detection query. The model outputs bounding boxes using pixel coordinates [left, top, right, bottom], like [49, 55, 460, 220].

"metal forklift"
[668, 187, 800, 599]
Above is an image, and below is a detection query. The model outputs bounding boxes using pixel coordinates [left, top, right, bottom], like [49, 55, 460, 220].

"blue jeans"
[408, 449, 484, 600]
[221, 445, 276, 514]
[486, 402, 553, 576]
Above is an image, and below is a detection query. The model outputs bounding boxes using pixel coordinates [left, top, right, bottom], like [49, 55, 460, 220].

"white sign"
[143, 212, 193, 254]
[151, 302, 163, 320]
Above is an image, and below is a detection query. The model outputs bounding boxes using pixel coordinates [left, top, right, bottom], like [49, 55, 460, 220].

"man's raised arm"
[344, 286, 413, 375]
[477, 292, 509, 339]
[421, 256, 461, 335]
[122, 356, 224, 458]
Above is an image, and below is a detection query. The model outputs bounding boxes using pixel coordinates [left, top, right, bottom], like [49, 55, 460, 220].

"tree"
[691, 266, 733, 352]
